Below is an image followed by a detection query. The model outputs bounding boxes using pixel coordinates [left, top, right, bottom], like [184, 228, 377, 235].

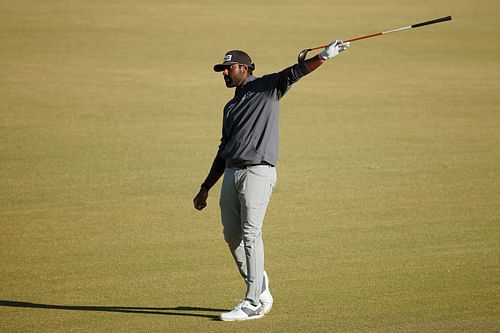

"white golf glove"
[319, 40, 350, 60]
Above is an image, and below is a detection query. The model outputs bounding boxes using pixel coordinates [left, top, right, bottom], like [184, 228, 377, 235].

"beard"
[224, 71, 243, 88]
[224, 75, 235, 87]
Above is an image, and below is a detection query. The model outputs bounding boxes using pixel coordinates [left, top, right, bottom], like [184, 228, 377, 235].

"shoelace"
[234, 300, 250, 310]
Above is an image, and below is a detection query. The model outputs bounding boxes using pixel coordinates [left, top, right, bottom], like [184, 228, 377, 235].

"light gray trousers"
[219, 165, 276, 305]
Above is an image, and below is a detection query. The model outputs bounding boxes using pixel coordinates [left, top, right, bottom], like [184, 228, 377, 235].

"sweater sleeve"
[274, 61, 311, 98]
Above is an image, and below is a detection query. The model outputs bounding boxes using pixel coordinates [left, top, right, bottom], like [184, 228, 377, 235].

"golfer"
[193, 40, 349, 321]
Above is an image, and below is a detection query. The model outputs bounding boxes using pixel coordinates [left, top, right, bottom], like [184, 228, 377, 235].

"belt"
[228, 161, 274, 169]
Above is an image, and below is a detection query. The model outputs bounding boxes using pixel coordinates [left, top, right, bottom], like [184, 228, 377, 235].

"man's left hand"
[319, 40, 350, 60]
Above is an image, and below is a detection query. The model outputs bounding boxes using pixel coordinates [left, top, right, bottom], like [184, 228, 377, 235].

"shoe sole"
[220, 314, 264, 322]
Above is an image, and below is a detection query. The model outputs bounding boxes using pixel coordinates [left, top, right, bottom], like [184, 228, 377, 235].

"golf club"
[297, 15, 452, 62]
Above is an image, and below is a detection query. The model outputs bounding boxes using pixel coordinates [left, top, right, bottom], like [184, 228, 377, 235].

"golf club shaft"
[307, 15, 452, 52]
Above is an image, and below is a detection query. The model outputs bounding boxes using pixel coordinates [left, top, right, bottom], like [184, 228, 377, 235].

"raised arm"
[304, 40, 350, 73]
[275, 39, 350, 98]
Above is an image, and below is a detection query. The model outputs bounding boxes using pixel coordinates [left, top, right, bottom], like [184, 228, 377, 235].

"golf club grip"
[411, 16, 452, 29]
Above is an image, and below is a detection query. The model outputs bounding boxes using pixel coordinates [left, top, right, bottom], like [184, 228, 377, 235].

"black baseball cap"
[213, 50, 255, 72]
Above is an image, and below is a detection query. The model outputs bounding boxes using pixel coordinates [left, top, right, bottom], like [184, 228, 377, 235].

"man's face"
[222, 64, 247, 88]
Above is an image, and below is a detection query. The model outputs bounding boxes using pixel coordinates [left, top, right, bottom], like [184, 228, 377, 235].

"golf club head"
[297, 49, 309, 63]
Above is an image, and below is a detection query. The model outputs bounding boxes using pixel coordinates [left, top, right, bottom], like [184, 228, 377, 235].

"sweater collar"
[235, 75, 256, 95]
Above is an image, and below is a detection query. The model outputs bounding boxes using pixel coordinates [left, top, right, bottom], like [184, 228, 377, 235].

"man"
[193, 40, 349, 321]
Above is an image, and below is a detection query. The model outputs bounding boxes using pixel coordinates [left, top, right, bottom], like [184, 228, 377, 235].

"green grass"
[1, 0, 499, 332]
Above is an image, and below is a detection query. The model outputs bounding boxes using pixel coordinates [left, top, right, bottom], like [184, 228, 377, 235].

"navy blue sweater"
[216, 62, 310, 170]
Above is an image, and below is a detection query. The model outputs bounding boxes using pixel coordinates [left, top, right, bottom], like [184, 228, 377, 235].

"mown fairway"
[1, 0, 499, 332]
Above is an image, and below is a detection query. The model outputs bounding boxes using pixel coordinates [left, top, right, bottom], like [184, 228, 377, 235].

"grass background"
[1, 0, 499, 332]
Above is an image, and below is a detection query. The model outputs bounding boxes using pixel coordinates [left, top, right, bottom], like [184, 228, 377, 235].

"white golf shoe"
[260, 271, 273, 314]
[220, 300, 264, 321]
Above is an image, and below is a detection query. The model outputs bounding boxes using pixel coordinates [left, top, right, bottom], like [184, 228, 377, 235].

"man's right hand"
[193, 188, 208, 210]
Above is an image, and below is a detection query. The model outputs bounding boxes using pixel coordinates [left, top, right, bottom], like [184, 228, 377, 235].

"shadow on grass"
[0, 300, 226, 320]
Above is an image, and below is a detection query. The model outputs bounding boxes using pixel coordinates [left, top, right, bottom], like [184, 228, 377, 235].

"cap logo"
[224, 54, 232, 62]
